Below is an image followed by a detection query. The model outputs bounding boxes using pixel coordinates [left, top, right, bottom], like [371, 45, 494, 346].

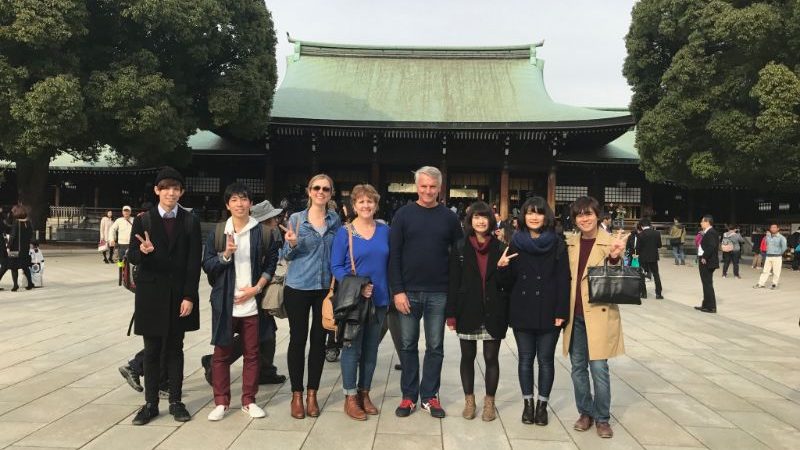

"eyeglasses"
[310, 185, 331, 193]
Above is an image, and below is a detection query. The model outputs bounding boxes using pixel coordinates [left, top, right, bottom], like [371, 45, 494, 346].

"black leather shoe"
[521, 398, 534, 424]
[169, 402, 191, 422]
[694, 306, 716, 313]
[201, 355, 212, 386]
[132, 403, 159, 425]
[534, 400, 549, 426]
[394, 364, 402, 371]
[119, 365, 143, 392]
[655, 294, 664, 300]
[259, 373, 287, 385]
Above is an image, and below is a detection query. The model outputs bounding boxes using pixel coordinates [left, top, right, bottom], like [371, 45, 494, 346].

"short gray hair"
[414, 166, 442, 186]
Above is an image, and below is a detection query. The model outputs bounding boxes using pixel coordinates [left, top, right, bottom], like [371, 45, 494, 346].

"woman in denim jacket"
[281, 174, 342, 419]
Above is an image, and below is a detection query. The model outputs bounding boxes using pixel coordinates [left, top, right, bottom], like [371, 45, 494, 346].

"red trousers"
[212, 314, 260, 406]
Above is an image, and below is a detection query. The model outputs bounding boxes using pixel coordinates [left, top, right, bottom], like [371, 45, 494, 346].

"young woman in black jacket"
[446, 201, 509, 422]
[499, 197, 570, 426]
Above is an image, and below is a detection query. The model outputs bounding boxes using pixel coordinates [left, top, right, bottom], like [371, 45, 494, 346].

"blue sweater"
[389, 203, 463, 294]
[330, 223, 391, 307]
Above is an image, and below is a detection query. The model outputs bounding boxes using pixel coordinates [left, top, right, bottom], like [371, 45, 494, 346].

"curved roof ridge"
[287, 33, 544, 58]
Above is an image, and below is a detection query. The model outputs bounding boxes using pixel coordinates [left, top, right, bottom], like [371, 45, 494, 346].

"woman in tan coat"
[562, 196, 626, 439]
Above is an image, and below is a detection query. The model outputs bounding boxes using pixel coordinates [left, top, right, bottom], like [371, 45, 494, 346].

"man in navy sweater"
[390, 166, 463, 419]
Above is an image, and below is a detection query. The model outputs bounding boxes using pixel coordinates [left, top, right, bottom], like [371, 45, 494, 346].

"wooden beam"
[547, 165, 557, 211]
[500, 169, 509, 220]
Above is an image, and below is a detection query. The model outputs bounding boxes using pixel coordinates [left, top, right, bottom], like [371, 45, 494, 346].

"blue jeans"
[340, 306, 387, 395]
[397, 291, 446, 403]
[514, 327, 560, 400]
[569, 316, 611, 422]
[671, 244, 685, 264]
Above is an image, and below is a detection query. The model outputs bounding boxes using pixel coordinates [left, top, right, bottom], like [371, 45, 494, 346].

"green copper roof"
[271, 38, 633, 128]
[558, 130, 639, 164]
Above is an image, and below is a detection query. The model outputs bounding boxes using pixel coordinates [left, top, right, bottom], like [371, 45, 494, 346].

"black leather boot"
[534, 400, 549, 426]
[521, 398, 534, 424]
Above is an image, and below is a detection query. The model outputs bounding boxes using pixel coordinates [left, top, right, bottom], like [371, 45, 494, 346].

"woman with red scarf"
[446, 201, 509, 422]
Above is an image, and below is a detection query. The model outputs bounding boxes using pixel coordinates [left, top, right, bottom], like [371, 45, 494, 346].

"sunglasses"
[310, 185, 331, 193]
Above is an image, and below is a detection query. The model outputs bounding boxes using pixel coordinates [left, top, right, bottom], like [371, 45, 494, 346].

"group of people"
[99, 206, 135, 264]
[119, 165, 627, 440]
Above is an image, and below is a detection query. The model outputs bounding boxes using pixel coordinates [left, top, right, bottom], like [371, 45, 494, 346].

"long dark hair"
[463, 201, 496, 237]
[517, 196, 555, 233]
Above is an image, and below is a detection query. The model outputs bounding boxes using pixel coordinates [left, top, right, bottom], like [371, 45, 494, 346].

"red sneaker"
[395, 398, 416, 417]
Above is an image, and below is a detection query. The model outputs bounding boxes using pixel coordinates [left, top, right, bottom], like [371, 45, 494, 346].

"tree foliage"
[0, 0, 277, 228]
[624, 0, 800, 190]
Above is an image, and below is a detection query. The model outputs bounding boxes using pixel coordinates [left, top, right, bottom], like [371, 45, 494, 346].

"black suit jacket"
[637, 228, 662, 263]
[700, 228, 720, 269]
[128, 207, 202, 336]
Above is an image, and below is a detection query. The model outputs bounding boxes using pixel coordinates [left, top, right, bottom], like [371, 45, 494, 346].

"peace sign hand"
[135, 231, 155, 254]
[279, 220, 301, 248]
[610, 230, 628, 259]
[497, 246, 518, 268]
[223, 233, 237, 259]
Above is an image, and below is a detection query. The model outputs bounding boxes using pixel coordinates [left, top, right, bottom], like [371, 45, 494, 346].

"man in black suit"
[127, 167, 202, 425]
[694, 215, 719, 313]
[636, 218, 663, 299]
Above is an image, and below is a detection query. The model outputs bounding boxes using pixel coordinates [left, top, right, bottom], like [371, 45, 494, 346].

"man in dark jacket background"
[127, 167, 202, 425]
[694, 215, 719, 313]
[636, 218, 664, 299]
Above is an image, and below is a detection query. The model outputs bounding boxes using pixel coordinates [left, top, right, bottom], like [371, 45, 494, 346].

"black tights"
[459, 339, 501, 396]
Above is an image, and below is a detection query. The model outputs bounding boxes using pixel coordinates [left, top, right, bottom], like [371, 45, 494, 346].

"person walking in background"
[100, 210, 115, 263]
[128, 167, 201, 426]
[446, 201, 509, 422]
[637, 218, 664, 299]
[721, 224, 745, 279]
[563, 196, 626, 439]
[754, 223, 787, 290]
[390, 166, 463, 419]
[751, 227, 765, 269]
[281, 174, 341, 419]
[109, 205, 134, 263]
[330, 184, 390, 421]
[788, 226, 800, 271]
[668, 217, 686, 265]
[0, 205, 34, 291]
[695, 215, 719, 313]
[499, 197, 569, 426]
[599, 213, 612, 234]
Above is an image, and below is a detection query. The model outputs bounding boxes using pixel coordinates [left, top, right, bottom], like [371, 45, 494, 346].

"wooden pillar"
[93, 186, 100, 208]
[310, 132, 319, 174]
[54, 185, 61, 207]
[546, 165, 557, 211]
[264, 158, 274, 201]
[371, 135, 380, 188]
[500, 169, 509, 220]
[439, 135, 448, 203]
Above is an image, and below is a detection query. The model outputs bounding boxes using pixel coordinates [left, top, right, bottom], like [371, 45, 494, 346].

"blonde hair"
[306, 174, 335, 208]
[350, 184, 381, 212]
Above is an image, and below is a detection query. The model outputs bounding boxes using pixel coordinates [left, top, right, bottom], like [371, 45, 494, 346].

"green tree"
[624, 0, 800, 190]
[0, 0, 277, 229]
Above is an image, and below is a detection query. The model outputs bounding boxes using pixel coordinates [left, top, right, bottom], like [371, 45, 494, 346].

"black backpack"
[207, 222, 272, 287]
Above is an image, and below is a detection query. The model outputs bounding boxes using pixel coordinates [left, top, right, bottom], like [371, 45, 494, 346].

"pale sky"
[266, 0, 637, 108]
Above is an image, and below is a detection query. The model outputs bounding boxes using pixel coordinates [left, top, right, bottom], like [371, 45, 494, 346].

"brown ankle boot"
[344, 394, 367, 420]
[306, 389, 320, 417]
[482, 395, 496, 422]
[291, 391, 305, 419]
[358, 390, 379, 415]
[463, 394, 476, 419]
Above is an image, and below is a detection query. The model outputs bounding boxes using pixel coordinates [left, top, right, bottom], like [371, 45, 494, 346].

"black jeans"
[514, 328, 560, 399]
[284, 286, 327, 392]
[142, 333, 185, 404]
[640, 261, 662, 296]
[699, 265, 716, 310]
[129, 349, 169, 390]
[722, 251, 741, 277]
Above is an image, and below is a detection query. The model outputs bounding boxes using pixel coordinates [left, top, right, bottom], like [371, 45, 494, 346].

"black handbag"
[587, 258, 642, 305]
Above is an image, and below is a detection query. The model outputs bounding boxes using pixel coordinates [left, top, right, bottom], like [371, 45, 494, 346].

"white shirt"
[158, 204, 177, 218]
[225, 217, 259, 318]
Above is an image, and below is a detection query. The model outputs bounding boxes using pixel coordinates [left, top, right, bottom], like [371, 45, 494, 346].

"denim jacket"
[281, 209, 341, 290]
[764, 233, 787, 256]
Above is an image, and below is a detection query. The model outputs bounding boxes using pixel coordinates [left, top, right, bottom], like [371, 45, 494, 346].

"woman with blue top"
[330, 184, 390, 421]
[280, 174, 342, 419]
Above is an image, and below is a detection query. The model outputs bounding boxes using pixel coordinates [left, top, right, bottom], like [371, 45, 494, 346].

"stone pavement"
[0, 251, 798, 450]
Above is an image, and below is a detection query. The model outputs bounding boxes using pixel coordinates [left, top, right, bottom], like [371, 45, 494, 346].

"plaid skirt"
[457, 325, 493, 341]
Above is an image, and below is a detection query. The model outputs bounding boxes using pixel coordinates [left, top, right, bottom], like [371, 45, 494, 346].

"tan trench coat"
[562, 231, 626, 360]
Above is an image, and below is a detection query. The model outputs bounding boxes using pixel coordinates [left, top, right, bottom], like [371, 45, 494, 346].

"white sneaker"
[208, 405, 227, 421]
[243, 403, 266, 418]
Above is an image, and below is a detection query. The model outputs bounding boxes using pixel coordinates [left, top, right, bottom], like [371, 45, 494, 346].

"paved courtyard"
[0, 250, 798, 449]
